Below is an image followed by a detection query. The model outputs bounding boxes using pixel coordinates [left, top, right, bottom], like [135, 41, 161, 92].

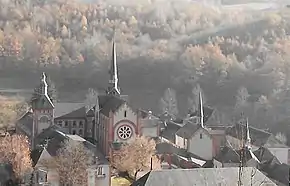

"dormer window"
[124, 110, 127, 118]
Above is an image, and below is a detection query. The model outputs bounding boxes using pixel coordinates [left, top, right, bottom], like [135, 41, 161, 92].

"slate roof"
[215, 146, 259, 164]
[226, 123, 287, 148]
[156, 142, 207, 168]
[175, 123, 201, 138]
[131, 167, 277, 186]
[253, 147, 278, 163]
[99, 95, 126, 116]
[54, 102, 85, 118]
[16, 110, 33, 136]
[33, 127, 108, 165]
[160, 121, 182, 143]
[261, 162, 290, 185]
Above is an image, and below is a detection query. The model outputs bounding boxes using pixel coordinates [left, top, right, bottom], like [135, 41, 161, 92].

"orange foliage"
[0, 134, 32, 178]
[112, 136, 160, 180]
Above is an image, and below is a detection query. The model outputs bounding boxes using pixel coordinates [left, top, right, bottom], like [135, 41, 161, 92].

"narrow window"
[72, 121, 77, 127]
[65, 121, 68, 127]
[97, 167, 103, 175]
[124, 110, 127, 117]
[200, 133, 203, 139]
[79, 129, 83, 135]
[79, 121, 83, 128]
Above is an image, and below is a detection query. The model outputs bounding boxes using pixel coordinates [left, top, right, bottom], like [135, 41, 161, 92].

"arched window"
[39, 116, 49, 123]
[72, 130, 76, 135]
[79, 121, 83, 128]
[79, 129, 83, 135]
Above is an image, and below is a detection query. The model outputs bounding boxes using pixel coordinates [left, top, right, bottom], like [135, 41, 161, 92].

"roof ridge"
[236, 123, 271, 135]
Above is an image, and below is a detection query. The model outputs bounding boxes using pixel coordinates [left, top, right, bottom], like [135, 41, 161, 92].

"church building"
[16, 40, 160, 157]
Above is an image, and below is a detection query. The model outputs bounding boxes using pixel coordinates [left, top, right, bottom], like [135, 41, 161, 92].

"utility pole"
[238, 113, 245, 186]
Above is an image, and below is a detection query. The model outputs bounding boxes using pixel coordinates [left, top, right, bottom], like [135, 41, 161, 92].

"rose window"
[117, 125, 132, 140]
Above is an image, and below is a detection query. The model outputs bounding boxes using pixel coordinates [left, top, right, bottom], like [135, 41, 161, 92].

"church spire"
[245, 118, 251, 150]
[107, 34, 120, 96]
[199, 91, 204, 128]
[41, 72, 48, 96]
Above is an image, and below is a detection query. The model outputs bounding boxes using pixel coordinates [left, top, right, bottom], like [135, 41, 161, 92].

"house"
[140, 110, 160, 138]
[31, 128, 110, 186]
[226, 122, 289, 164]
[214, 120, 260, 168]
[175, 122, 214, 160]
[130, 167, 277, 186]
[156, 142, 208, 169]
[174, 93, 226, 160]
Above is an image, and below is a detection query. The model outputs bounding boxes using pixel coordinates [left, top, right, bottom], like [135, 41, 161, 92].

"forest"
[1, 0, 290, 143]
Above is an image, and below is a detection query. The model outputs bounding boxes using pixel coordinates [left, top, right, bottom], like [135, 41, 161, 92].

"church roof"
[16, 110, 33, 136]
[98, 95, 127, 117]
[54, 102, 85, 118]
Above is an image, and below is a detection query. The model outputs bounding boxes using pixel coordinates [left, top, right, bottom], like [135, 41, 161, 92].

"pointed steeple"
[107, 33, 120, 96]
[245, 118, 251, 150]
[199, 92, 204, 128]
[31, 72, 54, 109]
[41, 72, 48, 96]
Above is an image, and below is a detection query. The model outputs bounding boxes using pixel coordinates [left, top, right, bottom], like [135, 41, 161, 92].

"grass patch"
[111, 176, 131, 186]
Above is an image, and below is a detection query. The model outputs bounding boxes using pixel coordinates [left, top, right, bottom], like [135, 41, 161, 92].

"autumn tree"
[42, 139, 92, 186]
[159, 88, 179, 120]
[0, 135, 32, 182]
[112, 136, 160, 181]
[275, 132, 287, 145]
[0, 96, 28, 131]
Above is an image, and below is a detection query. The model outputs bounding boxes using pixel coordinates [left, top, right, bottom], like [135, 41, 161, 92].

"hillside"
[1, 0, 290, 142]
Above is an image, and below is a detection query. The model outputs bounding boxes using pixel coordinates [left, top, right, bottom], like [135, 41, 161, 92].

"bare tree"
[275, 132, 287, 144]
[188, 83, 207, 113]
[112, 136, 160, 181]
[42, 140, 93, 186]
[0, 134, 32, 181]
[159, 88, 179, 120]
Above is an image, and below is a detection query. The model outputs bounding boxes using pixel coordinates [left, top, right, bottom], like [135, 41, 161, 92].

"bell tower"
[31, 72, 54, 148]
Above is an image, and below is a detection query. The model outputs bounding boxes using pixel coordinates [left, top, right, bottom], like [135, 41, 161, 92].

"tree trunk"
[133, 169, 141, 181]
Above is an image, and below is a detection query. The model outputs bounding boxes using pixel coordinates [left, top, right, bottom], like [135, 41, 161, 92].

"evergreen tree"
[159, 88, 178, 120]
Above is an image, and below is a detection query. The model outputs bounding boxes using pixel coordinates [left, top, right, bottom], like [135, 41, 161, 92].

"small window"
[72, 130, 76, 135]
[73, 121, 77, 127]
[124, 110, 127, 117]
[97, 167, 103, 175]
[200, 133, 203, 139]
[79, 121, 83, 128]
[58, 120, 62, 127]
[79, 129, 83, 135]
[65, 121, 68, 127]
